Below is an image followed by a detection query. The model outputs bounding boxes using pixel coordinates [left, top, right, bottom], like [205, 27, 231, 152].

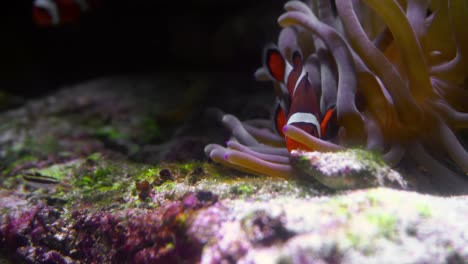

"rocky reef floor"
[1, 75, 467, 263]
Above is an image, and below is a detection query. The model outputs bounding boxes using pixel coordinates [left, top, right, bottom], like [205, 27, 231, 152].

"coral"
[205, 0, 468, 193]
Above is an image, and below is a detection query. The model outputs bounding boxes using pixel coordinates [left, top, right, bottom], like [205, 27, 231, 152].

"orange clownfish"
[33, 0, 102, 27]
[264, 46, 338, 152]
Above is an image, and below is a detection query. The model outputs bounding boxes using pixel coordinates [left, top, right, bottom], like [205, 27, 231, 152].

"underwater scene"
[0, 0, 467, 263]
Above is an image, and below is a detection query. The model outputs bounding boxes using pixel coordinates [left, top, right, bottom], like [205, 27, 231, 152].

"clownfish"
[32, 0, 102, 27]
[263, 45, 338, 152]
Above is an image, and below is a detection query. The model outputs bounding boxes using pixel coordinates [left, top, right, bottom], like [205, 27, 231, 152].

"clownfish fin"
[320, 107, 338, 140]
[273, 100, 287, 137]
[263, 44, 291, 83]
[263, 44, 292, 112]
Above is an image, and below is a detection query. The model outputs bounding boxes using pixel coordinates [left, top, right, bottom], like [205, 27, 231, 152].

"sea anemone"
[205, 0, 468, 192]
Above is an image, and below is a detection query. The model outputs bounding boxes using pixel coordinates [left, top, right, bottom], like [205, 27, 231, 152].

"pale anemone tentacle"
[430, 77, 468, 114]
[336, 0, 423, 128]
[284, 0, 314, 15]
[424, 1, 457, 66]
[362, 111, 385, 153]
[226, 141, 290, 165]
[436, 120, 468, 172]
[406, 0, 431, 38]
[373, 27, 393, 52]
[356, 71, 400, 137]
[382, 143, 406, 167]
[206, 145, 270, 176]
[283, 124, 344, 152]
[430, 0, 468, 83]
[450, 0, 468, 71]
[242, 123, 286, 147]
[362, 0, 436, 103]
[223, 149, 296, 179]
[243, 119, 274, 129]
[309, 20, 337, 115]
[222, 114, 259, 146]
[317, 0, 339, 31]
[351, 0, 386, 38]
[431, 52, 465, 82]
[278, 26, 301, 64]
[408, 142, 468, 193]
[248, 146, 291, 157]
[316, 48, 338, 115]
[296, 26, 318, 59]
[207, 113, 295, 177]
[432, 101, 468, 128]
[303, 53, 322, 92]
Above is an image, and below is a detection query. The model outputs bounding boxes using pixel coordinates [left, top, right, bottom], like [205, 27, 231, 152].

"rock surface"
[1, 76, 467, 263]
[290, 149, 407, 190]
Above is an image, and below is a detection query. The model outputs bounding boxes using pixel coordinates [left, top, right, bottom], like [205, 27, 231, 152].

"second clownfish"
[263, 46, 338, 152]
[32, 0, 102, 27]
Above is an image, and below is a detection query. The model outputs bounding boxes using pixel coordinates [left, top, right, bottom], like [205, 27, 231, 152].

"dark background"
[0, 0, 286, 99]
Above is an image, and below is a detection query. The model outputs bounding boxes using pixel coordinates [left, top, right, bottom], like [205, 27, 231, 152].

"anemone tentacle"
[222, 114, 259, 146]
[226, 141, 291, 165]
[363, 0, 435, 102]
[382, 143, 405, 167]
[220, 148, 296, 179]
[242, 123, 286, 147]
[283, 125, 344, 152]
[408, 142, 468, 193]
[436, 120, 468, 172]
[248, 146, 290, 157]
[206, 145, 267, 176]
[433, 101, 468, 128]
[336, 0, 423, 128]
[363, 111, 385, 152]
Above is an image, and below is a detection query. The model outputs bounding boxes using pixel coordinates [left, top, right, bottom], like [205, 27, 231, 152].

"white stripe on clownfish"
[292, 70, 306, 96]
[286, 112, 321, 138]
